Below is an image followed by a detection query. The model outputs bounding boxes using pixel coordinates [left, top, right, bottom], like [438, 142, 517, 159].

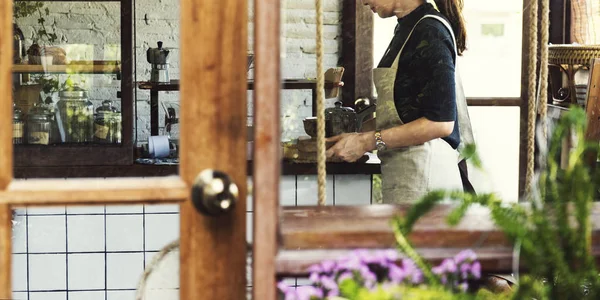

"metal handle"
[191, 169, 239, 216]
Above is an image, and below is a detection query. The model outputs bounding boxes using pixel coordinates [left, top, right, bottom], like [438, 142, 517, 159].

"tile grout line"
[26, 208, 30, 300]
[104, 205, 108, 300]
[65, 207, 69, 300]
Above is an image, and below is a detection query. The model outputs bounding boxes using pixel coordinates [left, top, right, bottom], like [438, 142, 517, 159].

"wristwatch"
[374, 131, 387, 152]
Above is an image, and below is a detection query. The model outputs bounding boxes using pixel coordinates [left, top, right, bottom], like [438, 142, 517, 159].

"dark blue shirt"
[378, 3, 460, 149]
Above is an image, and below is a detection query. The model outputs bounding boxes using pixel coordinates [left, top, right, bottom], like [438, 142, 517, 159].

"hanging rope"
[525, 0, 539, 196]
[539, 0, 550, 141]
[315, 0, 327, 206]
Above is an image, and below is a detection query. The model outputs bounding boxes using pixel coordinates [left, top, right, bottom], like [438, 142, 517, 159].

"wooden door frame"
[0, 0, 250, 299]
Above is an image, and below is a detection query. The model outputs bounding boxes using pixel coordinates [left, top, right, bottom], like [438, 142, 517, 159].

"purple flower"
[440, 258, 457, 273]
[454, 249, 477, 264]
[388, 264, 406, 284]
[307, 260, 336, 274]
[320, 275, 338, 290]
[460, 262, 471, 279]
[411, 270, 424, 284]
[470, 261, 481, 279]
[337, 271, 354, 283]
[277, 281, 291, 294]
[309, 272, 320, 283]
[458, 282, 469, 292]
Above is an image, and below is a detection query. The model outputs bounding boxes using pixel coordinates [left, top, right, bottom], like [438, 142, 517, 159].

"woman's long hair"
[433, 0, 467, 55]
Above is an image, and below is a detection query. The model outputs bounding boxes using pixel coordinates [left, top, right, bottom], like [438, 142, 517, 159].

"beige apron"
[374, 14, 475, 204]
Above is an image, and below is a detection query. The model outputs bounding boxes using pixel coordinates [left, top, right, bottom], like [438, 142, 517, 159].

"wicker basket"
[548, 44, 600, 66]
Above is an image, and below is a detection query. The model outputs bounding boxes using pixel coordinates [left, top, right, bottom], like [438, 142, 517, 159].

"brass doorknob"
[191, 169, 239, 216]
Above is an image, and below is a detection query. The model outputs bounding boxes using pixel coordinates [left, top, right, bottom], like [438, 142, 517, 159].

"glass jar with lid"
[94, 100, 122, 144]
[27, 104, 52, 145]
[57, 86, 94, 143]
[13, 103, 24, 145]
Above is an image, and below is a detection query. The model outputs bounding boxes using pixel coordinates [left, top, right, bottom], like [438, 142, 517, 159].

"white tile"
[144, 289, 179, 300]
[246, 212, 253, 243]
[144, 252, 179, 289]
[334, 175, 372, 206]
[67, 215, 105, 252]
[27, 206, 65, 215]
[106, 205, 143, 214]
[145, 214, 179, 251]
[296, 175, 334, 205]
[30, 292, 67, 300]
[107, 290, 136, 300]
[12, 292, 27, 300]
[106, 215, 143, 251]
[28, 215, 66, 253]
[107, 253, 144, 289]
[69, 291, 106, 300]
[29, 254, 66, 291]
[144, 204, 179, 213]
[280, 176, 297, 206]
[68, 253, 105, 290]
[12, 215, 27, 253]
[12, 254, 27, 291]
[67, 206, 105, 214]
[13, 208, 26, 215]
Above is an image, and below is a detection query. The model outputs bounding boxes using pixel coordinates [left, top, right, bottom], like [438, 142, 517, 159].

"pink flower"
[471, 261, 481, 279]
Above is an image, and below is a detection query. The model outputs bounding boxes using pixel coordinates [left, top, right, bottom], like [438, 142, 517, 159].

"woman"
[326, 0, 475, 203]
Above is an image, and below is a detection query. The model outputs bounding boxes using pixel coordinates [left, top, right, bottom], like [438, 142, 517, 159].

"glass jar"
[94, 100, 122, 144]
[27, 104, 51, 145]
[13, 104, 24, 145]
[57, 86, 94, 143]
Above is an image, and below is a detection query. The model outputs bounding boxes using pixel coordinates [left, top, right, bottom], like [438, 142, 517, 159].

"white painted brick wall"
[15, 0, 342, 143]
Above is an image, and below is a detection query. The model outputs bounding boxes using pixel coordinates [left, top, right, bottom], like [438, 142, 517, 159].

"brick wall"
[15, 0, 343, 143]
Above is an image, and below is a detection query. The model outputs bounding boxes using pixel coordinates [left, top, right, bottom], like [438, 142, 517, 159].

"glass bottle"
[13, 104, 24, 145]
[94, 100, 121, 144]
[27, 104, 51, 145]
[57, 86, 94, 143]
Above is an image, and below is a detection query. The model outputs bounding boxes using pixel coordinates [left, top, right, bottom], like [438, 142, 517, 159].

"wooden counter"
[14, 160, 381, 178]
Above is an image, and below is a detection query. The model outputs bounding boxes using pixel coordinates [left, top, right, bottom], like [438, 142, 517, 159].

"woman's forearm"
[361, 117, 455, 151]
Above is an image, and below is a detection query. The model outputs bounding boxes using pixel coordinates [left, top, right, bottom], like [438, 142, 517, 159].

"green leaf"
[45, 7, 49, 15]
[338, 279, 361, 299]
[38, 17, 45, 24]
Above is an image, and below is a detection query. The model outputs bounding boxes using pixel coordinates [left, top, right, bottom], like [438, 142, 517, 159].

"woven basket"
[548, 44, 600, 66]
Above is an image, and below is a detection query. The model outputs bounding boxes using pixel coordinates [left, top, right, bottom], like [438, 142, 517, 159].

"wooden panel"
[585, 59, 600, 141]
[281, 205, 510, 250]
[0, 205, 10, 299]
[0, 0, 12, 190]
[466, 98, 522, 106]
[0, 177, 187, 205]
[14, 145, 132, 167]
[252, 0, 280, 298]
[179, 0, 247, 298]
[341, 0, 373, 107]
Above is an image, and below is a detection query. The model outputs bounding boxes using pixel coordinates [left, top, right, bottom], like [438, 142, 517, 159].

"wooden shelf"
[137, 79, 339, 92]
[14, 160, 381, 178]
[13, 63, 121, 74]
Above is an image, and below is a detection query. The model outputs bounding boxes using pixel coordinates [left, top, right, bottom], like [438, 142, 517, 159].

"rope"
[525, 0, 539, 196]
[315, 0, 327, 206]
[135, 239, 180, 300]
[539, 0, 550, 140]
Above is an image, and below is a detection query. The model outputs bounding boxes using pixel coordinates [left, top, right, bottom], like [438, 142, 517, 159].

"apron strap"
[458, 159, 476, 195]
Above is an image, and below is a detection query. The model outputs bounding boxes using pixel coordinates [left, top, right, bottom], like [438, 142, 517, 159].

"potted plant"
[13, 1, 61, 65]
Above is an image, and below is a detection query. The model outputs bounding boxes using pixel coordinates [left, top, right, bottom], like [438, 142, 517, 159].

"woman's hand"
[325, 132, 375, 162]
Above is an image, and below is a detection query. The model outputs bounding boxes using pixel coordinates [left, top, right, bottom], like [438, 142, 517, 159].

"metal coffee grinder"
[146, 41, 170, 83]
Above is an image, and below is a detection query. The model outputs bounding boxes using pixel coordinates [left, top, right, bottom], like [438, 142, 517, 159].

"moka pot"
[147, 41, 171, 83]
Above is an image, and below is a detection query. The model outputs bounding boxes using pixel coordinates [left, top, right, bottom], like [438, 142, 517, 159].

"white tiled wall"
[11, 174, 372, 300]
